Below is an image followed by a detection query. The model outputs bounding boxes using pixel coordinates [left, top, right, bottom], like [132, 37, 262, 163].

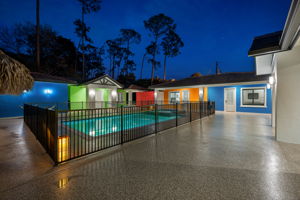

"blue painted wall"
[208, 84, 272, 114]
[0, 81, 69, 118]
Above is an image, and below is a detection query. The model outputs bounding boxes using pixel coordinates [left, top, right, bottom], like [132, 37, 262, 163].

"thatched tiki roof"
[0, 50, 34, 95]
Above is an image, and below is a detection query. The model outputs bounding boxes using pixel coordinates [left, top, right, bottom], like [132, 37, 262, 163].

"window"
[169, 92, 180, 103]
[118, 92, 123, 102]
[241, 88, 266, 107]
[182, 90, 189, 102]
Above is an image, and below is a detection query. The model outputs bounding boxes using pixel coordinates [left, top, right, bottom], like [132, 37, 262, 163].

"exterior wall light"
[89, 89, 95, 96]
[44, 89, 53, 94]
[58, 136, 69, 162]
[199, 88, 204, 100]
[199, 88, 204, 95]
[111, 90, 117, 97]
[269, 76, 275, 85]
[267, 83, 271, 89]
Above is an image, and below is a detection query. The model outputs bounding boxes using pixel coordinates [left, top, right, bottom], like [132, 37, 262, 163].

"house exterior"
[123, 84, 154, 106]
[248, 0, 300, 143]
[150, 80, 209, 104]
[0, 74, 124, 117]
[0, 72, 76, 118]
[150, 72, 271, 114]
[69, 74, 123, 109]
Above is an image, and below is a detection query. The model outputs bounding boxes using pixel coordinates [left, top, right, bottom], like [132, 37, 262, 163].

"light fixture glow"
[58, 136, 69, 162]
[111, 90, 117, 97]
[199, 89, 204, 95]
[44, 89, 53, 94]
[267, 83, 271, 89]
[23, 90, 28, 93]
[269, 76, 275, 85]
[89, 89, 95, 96]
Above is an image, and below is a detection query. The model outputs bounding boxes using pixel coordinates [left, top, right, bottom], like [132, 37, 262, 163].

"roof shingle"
[248, 31, 282, 56]
[150, 72, 269, 89]
[31, 72, 77, 84]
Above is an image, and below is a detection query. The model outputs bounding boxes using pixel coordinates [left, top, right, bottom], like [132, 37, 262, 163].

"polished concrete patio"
[1, 112, 300, 199]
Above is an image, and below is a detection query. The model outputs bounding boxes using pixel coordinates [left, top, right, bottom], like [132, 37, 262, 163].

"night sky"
[0, 0, 291, 79]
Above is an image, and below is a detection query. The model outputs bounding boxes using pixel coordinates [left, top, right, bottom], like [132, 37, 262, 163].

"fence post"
[213, 102, 215, 114]
[189, 102, 192, 122]
[54, 109, 59, 165]
[155, 104, 158, 133]
[176, 103, 178, 127]
[121, 105, 124, 144]
[199, 101, 202, 119]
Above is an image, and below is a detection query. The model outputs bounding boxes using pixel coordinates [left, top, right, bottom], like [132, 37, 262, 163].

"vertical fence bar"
[155, 104, 158, 133]
[176, 103, 178, 127]
[189, 102, 192, 122]
[54, 109, 58, 164]
[199, 101, 202, 119]
[121, 105, 124, 144]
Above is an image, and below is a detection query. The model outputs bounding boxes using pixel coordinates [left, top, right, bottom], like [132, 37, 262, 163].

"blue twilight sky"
[0, 0, 291, 79]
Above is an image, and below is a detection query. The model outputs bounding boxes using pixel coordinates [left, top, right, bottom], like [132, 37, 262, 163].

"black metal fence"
[24, 101, 215, 164]
[26, 101, 157, 111]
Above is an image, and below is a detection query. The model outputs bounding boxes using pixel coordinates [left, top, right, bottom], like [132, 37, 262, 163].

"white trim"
[240, 87, 267, 108]
[215, 110, 271, 116]
[124, 89, 147, 92]
[155, 81, 267, 90]
[224, 87, 236, 112]
[240, 105, 267, 108]
[280, 0, 300, 49]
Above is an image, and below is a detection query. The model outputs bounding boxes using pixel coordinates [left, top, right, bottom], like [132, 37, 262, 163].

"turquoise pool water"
[63, 111, 177, 136]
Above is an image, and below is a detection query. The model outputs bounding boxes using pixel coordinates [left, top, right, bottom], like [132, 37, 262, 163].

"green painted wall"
[69, 85, 87, 110]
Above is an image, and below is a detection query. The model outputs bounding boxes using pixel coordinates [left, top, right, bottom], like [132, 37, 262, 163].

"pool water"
[63, 111, 177, 136]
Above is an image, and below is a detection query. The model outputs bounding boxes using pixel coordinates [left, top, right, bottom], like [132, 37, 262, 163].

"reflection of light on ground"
[268, 154, 279, 172]
[264, 153, 280, 199]
[58, 177, 68, 189]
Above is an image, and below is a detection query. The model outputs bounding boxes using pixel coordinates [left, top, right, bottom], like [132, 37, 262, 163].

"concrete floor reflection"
[1, 112, 300, 199]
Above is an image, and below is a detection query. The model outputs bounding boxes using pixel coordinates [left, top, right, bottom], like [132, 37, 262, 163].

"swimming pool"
[63, 111, 177, 136]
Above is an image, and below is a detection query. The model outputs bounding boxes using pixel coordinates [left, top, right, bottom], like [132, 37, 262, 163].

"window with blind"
[241, 88, 266, 106]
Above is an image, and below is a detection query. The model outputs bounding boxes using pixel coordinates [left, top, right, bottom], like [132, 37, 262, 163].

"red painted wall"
[136, 91, 154, 106]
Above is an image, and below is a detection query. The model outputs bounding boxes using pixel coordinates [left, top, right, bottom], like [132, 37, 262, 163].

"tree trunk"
[150, 56, 155, 85]
[109, 55, 112, 76]
[112, 55, 115, 79]
[163, 55, 167, 80]
[74, 38, 82, 74]
[36, 0, 40, 72]
[151, 39, 158, 85]
[140, 53, 146, 79]
[81, 6, 85, 81]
